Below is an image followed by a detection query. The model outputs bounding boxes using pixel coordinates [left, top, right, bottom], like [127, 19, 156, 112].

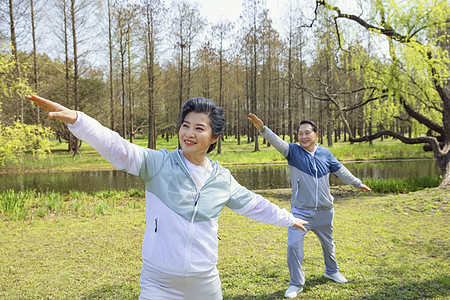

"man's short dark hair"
[297, 120, 318, 133]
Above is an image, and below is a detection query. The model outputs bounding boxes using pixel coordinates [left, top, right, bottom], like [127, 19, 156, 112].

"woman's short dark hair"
[179, 97, 225, 153]
[297, 120, 318, 133]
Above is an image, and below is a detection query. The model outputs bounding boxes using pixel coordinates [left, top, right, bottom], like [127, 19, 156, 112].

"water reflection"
[0, 159, 440, 193]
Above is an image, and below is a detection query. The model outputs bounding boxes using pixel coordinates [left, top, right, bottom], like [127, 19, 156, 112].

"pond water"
[0, 159, 440, 193]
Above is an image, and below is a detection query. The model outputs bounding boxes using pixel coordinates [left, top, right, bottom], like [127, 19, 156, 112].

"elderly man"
[248, 114, 371, 299]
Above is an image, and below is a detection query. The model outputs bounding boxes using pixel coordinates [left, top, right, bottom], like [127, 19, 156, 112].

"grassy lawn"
[1, 186, 448, 299]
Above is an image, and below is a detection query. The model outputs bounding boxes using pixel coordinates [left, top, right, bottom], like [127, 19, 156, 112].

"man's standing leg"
[287, 225, 308, 287]
[285, 209, 313, 298]
[314, 209, 347, 283]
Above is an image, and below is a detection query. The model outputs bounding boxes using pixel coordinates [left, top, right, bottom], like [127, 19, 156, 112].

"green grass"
[1, 186, 448, 299]
[0, 136, 434, 174]
[364, 176, 442, 193]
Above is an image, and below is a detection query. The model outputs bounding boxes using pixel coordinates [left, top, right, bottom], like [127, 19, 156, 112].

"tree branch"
[342, 93, 388, 111]
[399, 94, 444, 134]
[318, 0, 415, 44]
[350, 130, 435, 146]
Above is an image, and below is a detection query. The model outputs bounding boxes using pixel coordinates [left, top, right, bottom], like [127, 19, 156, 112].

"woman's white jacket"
[68, 112, 296, 276]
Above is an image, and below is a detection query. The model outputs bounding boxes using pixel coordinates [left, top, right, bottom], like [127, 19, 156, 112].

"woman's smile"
[179, 112, 218, 165]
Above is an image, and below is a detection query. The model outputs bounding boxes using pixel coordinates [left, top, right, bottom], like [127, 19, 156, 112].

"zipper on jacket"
[295, 179, 300, 198]
[313, 154, 319, 210]
[184, 190, 201, 275]
[154, 218, 158, 233]
[190, 191, 200, 223]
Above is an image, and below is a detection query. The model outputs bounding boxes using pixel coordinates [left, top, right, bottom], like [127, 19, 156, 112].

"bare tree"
[8, 0, 23, 123]
[106, 0, 115, 131]
[212, 20, 233, 154]
[171, 0, 205, 118]
[112, 2, 136, 139]
[240, 0, 265, 151]
[141, 0, 164, 149]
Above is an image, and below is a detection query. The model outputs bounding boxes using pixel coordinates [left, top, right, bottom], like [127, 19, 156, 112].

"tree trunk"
[127, 29, 134, 144]
[70, 0, 80, 156]
[217, 39, 223, 154]
[30, 0, 40, 124]
[288, 35, 293, 144]
[437, 153, 450, 186]
[9, 0, 23, 123]
[145, 1, 156, 149]
[107, 0, 115, 131]
[63, 0, 73, 153]
[120, 27, 126, 139]
[327, 104, 333, 147]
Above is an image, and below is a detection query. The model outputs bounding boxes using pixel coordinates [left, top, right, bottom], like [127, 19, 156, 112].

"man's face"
[297, 123, 318, 152]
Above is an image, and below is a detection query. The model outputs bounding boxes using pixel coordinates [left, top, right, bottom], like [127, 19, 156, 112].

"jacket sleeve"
[67, 112, 144, 176]
[332, 165, 362, 188]
[232, 194, 296, 228]
[227, 175, 295, 228]
[260, 126, 289, 158]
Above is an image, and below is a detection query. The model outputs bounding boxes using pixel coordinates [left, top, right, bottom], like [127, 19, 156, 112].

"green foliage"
[0, 189, 147, 221]
[344, 0, 450, 135]
[0, 190, 35, 220]
[0, 45, 32, 122]
[364, 175, 441, 193]
[0, 121, 53, 166]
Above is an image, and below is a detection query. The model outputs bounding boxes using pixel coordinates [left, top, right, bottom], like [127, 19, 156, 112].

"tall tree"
[259, 9, 280, 146]
[106, 0, 115, 131]
[241, 0, 265, 151]
[70, 0, 81, 155]
[211, 20, 233, 154]
[8, 0, 23, 123]
[113, 2, 136, 139]
[141, 0, 163, 149]
[30, 0, 40, 123]
[63, 0, 74, 152]
[171, 0, 204, 117]
[315, 0, 450, 186]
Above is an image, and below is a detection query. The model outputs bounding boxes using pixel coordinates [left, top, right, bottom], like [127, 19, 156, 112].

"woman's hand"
[26, 95, 78, 124]
[248, 113, 265, 132]
[293, 218, 308, 232]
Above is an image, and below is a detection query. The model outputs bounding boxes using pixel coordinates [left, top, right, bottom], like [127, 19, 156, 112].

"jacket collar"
[172, 148, 222, 178]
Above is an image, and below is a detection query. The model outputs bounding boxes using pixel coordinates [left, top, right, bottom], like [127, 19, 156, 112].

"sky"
[194, 0, 352, 30]
[194, 0, 292, 31]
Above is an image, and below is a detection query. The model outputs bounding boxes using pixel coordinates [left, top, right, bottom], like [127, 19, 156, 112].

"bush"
[0, 121, 53, 166]
[0, 190, 36, 220]
[364, 176, 441, 193]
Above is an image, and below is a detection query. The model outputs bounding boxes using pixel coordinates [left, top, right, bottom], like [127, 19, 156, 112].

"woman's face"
[179, 112, 218, 163]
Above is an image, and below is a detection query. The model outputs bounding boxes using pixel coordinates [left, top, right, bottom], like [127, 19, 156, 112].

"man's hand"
[27, 94, 78, 124]
[293, 218, 308, 232]
[360, 184, 372, 192]
[248, 113, 265, 132]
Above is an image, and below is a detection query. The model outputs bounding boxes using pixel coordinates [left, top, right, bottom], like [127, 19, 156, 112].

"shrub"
[364, 176, 441, 193]
[0, 121, 53, 166]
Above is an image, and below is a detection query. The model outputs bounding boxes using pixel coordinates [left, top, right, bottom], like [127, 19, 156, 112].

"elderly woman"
[27, 95, 307, 300]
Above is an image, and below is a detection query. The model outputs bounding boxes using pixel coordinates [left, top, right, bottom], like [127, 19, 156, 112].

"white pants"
[139, 264, 223, 300]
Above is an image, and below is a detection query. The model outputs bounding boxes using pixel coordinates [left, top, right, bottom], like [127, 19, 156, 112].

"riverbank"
[1, 137, 434, 175]
[0, 186, 448, 299]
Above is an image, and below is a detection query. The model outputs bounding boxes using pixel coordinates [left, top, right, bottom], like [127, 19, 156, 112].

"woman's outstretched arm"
[27, 94, 144, 176]
[26, 95, 78, 124]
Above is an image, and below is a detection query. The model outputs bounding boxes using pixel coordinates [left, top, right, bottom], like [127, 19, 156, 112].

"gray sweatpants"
[287, 208, 339, 287]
